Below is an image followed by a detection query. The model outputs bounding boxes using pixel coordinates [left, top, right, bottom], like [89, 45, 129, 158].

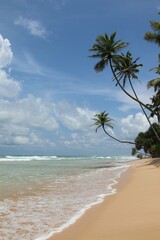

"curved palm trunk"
[128, 78, 160, 142]
[102, 125, 135, 145]
[109, 59, 153, 112]
[109, 58, 160, 142]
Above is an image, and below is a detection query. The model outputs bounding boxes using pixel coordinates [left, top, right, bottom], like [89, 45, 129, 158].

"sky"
[0, 0, 159, 156]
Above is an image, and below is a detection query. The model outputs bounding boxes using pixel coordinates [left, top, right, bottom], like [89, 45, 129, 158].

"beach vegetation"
[92, 111, 135, 144]
[90, 13, 160, 158]
[144, 16, 160, 123]
[133, 123, 160, 158]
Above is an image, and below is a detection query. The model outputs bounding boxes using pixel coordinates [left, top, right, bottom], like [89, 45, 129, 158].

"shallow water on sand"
[0, 155, 134, 240]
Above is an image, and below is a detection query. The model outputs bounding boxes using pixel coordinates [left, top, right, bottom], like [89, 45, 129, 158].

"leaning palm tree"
[89, 32, 152, 112]
[147, 75, 160, 123]
[113, 51, 160, 141]
[113, 51, 142, 87]
[144, 15, 160, 123]
[89, 32, 128, 72]
[147, 94, 160, 123]
[147, 77, 160, 92]
[92, 111, 134, 144]
[144, 19, 160, 46]
[147, 55, 160, 99]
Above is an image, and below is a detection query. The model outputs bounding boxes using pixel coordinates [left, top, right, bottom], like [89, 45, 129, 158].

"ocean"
[0, 155, 135, 240]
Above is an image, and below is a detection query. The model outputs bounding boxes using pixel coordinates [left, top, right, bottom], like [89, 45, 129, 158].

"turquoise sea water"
[0, 155, 135, 240]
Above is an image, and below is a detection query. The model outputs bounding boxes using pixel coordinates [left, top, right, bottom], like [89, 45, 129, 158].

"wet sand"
[49, 159, 160, 240]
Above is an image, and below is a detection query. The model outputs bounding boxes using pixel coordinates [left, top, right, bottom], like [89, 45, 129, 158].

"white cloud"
[14, 136, 29, 145]
[0, 34, 116, 152]
[55, 101, 96, 130]
[15, 16, 48, 39]
[58, 126, 117, 154]
[0, 70, 21, 98]
[0, 95, 59, 146]
[0, 132, 53, 146]
[0, 96, 101, 149]
[0, 34, 13, 68]
[0, 34, 21, 98]
[0, 95, 59, 131]
[120, 112, 151, 138]
[0, 33, 154, 154]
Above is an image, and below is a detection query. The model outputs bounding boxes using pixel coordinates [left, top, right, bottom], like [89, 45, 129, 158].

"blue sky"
[0, 0, 159, 156]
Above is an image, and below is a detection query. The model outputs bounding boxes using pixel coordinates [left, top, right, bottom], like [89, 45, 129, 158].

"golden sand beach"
[49, 159, 160, 240]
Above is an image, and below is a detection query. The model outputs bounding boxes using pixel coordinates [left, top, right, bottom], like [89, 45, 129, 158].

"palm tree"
[144, 19, 160, 46]
[89, 32, 152, 112]
[89, 32, 128, 72]
[147, 78, 160, 92]
[89, 33, 160, 139]
[147, 71, 160, 123]
[92, 111, 135, 144]
[144, 15, 160, 123]
[113, 51, 142, 87]
[113, 51, 160, 141]
[147, 57, 160, 123]
[134, 123, 160, 158]
[147, 94, 160, 123]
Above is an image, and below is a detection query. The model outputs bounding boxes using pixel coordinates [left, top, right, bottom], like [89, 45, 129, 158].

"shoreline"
[0, 155, 135, 240]
[46, 160, 134, 240]
[37, 158, 132, 240]
[48, 159, 160, 240]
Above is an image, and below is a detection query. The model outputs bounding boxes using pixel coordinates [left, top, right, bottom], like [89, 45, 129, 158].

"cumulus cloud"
[0, 34, 13, 68]
[0, 95, 60, 146]
[58, 125, 118, 154]
[55, 101, 96, 131]
[0, 95, 59, 132]
[120, 112, 151, 138]
[0, 70, 21, 98]
[0, 34, 21, 98]
[15, 16, 48, 39]
[0, 96, 100, 149]
[0, 132, 52, 146]
[0, 33, 153, 154]
[0, 34, 103, 150]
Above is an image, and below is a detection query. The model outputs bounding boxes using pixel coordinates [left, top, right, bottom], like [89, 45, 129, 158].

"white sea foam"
[35, 165, 129, 240]
[0, 155, 137, 162]
[0, 155, 133, 240]
[0, 155, 58, 161]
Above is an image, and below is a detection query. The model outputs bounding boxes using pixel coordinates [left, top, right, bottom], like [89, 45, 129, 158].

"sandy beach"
[49, 159, 160, 240]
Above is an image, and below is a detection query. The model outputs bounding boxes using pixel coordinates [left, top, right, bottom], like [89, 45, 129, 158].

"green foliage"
[144, 19, 160, 46]
[92, 111, 114, 132]
[92, 111, 134, 144]
[144, 14, 160, 123]
[137, 153, 143, 159]
[147, 91, 160, 123]
[134, 123, 160, 158]
[89, 13, 160, 158]
[89, 30, 153, 113]
[131, 148, 137, 156]
[113, 51, 143, 87]
[89, 32, 128, 72]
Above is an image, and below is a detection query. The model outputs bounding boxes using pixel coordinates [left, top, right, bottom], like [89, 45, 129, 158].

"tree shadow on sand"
[147, 157, 160, 167]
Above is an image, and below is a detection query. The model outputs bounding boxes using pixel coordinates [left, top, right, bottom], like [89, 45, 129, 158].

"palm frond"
[147, 78, 160, 91]
[89, 32, 128, 73]
[150, 20, 160, 31]
[113, 51, 142, 87]
[91, 111, 114, 132]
